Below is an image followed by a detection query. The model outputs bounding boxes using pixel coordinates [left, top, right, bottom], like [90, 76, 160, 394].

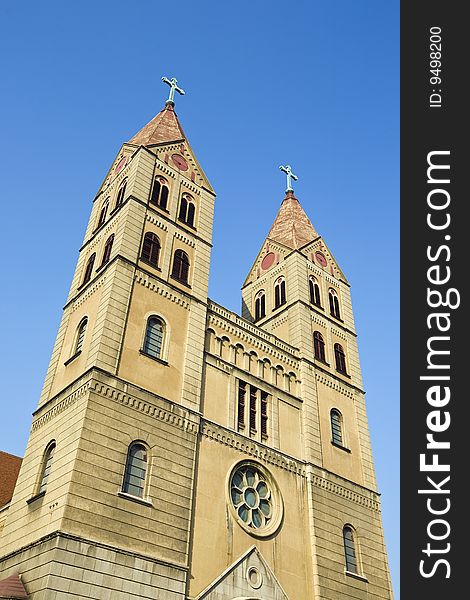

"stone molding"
[70, 277, 106, 312]
[330, 327, 347, 341]
[311, 313, 327, 328]
[310, 474, 381, 512]
[315, 373, 355, 399]
[32, 381, 91, 431]
[174, 231, 196, 248]
[135, 271, 191, 309]
[91, 381, 199, 434]
[201, 421, 306, 476]
[145, 213, 168, 231]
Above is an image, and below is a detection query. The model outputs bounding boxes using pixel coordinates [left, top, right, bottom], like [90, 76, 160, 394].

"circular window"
[228, 461, 283, 537]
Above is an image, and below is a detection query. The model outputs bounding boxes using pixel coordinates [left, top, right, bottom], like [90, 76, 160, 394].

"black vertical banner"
[401, 3, 467, 598]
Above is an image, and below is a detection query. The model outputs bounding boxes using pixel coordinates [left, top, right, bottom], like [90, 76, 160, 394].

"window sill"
[64, 351, 81, 366]
[177, 218, 197, 231]
[95, 261, 109, 274]
[117, 491, 153, 507]
[273, 303, 286, 311]
[139, 350, 168, 366]
[315, 358, 330, 367]
[336, 369, 351, 378]
[149, 203, 170, 214]
[139, 258, 161, 272]
[330, 314, 344, 323]
[170, 275, 191, 289]
[345, 570, 368, 583]
[331, 441, 351, 453]
[27, 490, 46, 505]
[311, 302, 324, 311]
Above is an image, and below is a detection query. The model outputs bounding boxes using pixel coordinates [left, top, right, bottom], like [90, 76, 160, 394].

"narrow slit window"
[122, 443, 148, 498]
[38, 442, 56, 495]
[330, 409, 343, 446]
[82, 253, 96, 286]
[309, 276, 321, 306]
[238, 381, 246, 429]
[141, 232, 161, 267]
[171, 249, 190, 284]
[261, 391, 268, 439]
[313, 331, 326, 362]
[143, 317, 164, 359]
[150, 177, 169, 210]
[255, 291, 266, 321]
[75, 318, 88, 354]
[329, 288, 341, 319]
[274, 277, 286, 309]
[101, 234, 114, 267]
[115, 179, 127, 208]
[97, 199, 109, 228]
[334, 343, 347, 374]
[178, 193, 196, 227]
[249, 386, 257, 431]
[343, 526, 358, 573]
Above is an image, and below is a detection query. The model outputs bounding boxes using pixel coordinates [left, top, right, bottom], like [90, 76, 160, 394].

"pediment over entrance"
[194, 546, 289, 600]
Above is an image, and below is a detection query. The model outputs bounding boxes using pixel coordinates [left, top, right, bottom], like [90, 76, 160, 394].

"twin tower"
[0, 82, 393, 599]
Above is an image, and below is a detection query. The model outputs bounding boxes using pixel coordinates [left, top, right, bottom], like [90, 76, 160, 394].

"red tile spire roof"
[0, 574, 28, 599]
[128, 103, 186, 146]
[267, 191, 319, 250]
[0, 451, 22, 508]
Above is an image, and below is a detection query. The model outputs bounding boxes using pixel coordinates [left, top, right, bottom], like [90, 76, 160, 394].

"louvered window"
[122, 443, 148, 498]
[143, 317, 164, 359]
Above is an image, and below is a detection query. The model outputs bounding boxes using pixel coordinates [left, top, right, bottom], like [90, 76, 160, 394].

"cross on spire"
[162, 76, 185, 106]
[279, 164, 298, 193]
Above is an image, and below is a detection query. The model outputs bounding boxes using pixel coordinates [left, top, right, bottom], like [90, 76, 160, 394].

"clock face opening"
[315, 252, 328, 267]
[171, 153, 189, 171]
[115, 156, 127, 174]
[261, 252, 275, 270]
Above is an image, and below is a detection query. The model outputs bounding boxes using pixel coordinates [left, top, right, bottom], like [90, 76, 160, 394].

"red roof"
[267, 191, 319, 250]
[0, 574, 28, 599]
[128, 103, 186, 146]
[0, 451, 22, 508]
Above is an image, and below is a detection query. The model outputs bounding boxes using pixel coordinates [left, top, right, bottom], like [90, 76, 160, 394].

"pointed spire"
[267, 191, 319, 250]
[128, 76, 187, 146]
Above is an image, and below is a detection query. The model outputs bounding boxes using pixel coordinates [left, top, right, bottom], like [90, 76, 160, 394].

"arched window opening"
[75, 318, 88, 354]
[101, 234, 114, 267]
[171, 249, 190, 284]
[334, 343, 347, 374]
[329, 288, 341, 319]
[178, 193, 196, 227]
[82, 253, 96, 286]
[97, 198, 109, 229]
[309, 276, 321, 307]
[122, 442, 148, 498]
[150, 177, 169, 210]
[38, 442, 56, 495]
[143, 316, 165, 359]
[255, 291, 266, 321]
[115, 178, 127, 208]
[313, 331, 326, 362]
[274, 277, 286, 309]
[141, 232, 161, 267]
[330, 409, 343, 446]
[343, 526, 358, 573]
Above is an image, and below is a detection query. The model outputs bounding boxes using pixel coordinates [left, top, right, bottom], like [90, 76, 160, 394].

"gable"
[196, 546, 289, 600]
[301, 237, 348, 283]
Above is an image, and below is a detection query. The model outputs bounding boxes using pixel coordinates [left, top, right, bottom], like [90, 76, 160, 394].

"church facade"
[0, 81, 393, 599]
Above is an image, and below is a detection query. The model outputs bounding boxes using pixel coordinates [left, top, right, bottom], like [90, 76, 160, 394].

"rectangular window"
[238, 381, 246, 428]
[249, 385, 257, 432]
[261, 391, 268, 439]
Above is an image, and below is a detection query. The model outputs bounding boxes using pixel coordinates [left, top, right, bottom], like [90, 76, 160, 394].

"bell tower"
[0, 78, 215, 598]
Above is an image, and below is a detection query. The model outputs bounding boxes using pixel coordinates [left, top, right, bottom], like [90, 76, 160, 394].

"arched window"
[171, 249, 190, 284]
[122, 442, 148, 498]
[141, 232, 161, 267]
[343, 526, 358, 573]
[255, 291, 266, 321]
[329, 288, 341, 319]
[178, 193, 196, 227]
[143, 316, 165, 359]
[75, 318, 88, 354]
[115, 178, 127, 208]
[101, 234, 114, 267]
[313, 331, 326, 362]
[150, 177, 169, 210]
[97, 198, 109, 229]
[334, 343, 347, 374]
[274, 277, 286, 309]
[82, 253, 96, 286]
[309, 276, 321, 307]
[330, 409, 343, 446]
[38, 441, 56, 495]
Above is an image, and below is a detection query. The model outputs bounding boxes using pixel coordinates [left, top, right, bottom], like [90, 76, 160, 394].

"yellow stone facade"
[0, 100, 393, 599]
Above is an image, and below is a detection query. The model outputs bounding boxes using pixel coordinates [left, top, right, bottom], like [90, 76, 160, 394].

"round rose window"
[228, 462, 283, 536]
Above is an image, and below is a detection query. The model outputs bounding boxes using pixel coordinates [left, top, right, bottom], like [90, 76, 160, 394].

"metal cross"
[279, 164, 298, 192]
[162, 76, 185, 105]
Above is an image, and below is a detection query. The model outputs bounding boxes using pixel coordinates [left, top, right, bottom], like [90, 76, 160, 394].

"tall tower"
[0, 83, 392, 600]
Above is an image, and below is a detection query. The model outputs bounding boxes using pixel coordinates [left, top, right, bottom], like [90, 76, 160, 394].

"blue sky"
[0, 1, 399, 596]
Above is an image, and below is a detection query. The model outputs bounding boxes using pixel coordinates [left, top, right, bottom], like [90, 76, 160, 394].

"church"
[0, 77, 393, 599]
